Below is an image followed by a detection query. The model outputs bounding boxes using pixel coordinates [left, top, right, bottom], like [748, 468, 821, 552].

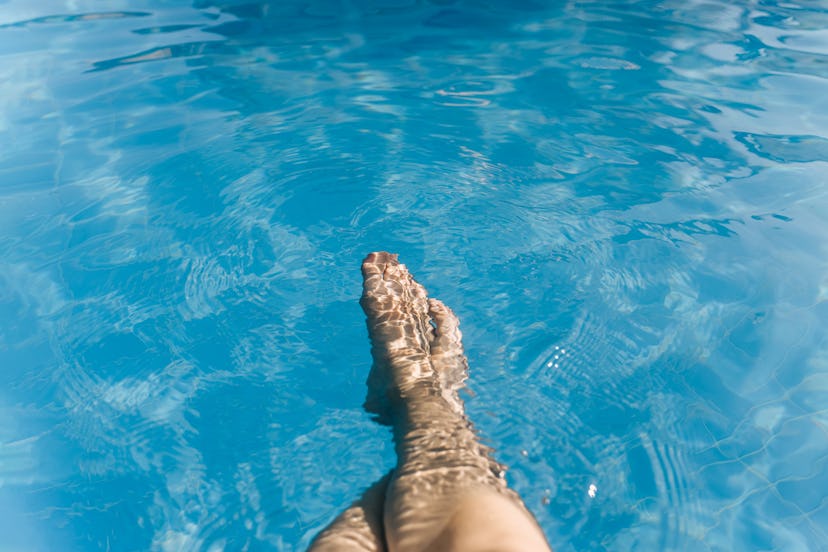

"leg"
[308, 473, 390, 552]
[360, 252, 551, 552]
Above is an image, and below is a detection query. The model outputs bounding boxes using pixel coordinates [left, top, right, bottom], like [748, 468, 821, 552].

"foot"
[426, 298, 468, 417]
[360, 252, 437, 424]
[360, 252, 469, 424]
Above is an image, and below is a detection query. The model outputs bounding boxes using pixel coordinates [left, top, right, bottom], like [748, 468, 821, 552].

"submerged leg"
[308, 473, 390, 552]
[360, 252, 551, 552]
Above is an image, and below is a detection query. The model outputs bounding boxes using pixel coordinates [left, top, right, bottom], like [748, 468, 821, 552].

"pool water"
[2, 0, 828, 550]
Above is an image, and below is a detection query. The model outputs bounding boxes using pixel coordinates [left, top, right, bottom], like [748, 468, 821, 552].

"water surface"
[1, 0, 827, 550]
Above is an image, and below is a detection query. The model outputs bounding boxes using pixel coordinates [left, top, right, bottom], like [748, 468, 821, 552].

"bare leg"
[360, 252, 551, 552]
[308, 473, 390, 552]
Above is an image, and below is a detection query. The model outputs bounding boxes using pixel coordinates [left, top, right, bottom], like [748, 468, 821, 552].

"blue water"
[2, 0, 828, 550]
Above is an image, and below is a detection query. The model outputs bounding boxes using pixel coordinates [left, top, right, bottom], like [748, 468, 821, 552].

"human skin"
[309, 252, 551, 552]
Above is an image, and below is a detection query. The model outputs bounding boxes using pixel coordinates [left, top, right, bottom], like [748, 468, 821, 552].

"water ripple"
[3, 0, 828, 549]
[0, 11, 151, 29]
[89, 41, 228, 73]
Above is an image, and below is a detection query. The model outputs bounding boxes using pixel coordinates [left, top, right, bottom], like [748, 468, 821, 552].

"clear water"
[2, 0, 827, 550]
